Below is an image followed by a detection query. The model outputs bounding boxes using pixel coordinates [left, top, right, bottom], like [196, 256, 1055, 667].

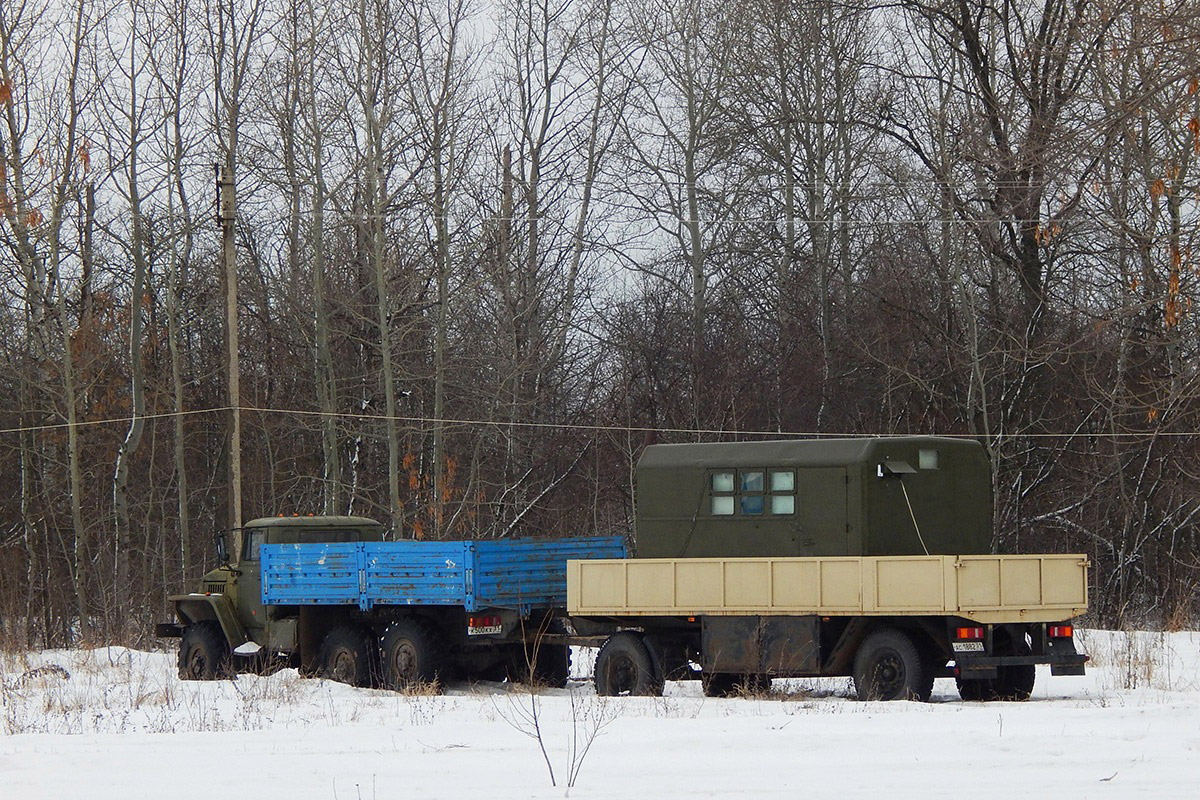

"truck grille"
[203, 581, 226, 594]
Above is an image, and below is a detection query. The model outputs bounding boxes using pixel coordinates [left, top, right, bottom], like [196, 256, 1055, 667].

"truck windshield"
[245, 531, 264, 561]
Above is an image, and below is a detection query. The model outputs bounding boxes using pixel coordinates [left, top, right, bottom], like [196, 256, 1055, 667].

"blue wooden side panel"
[261, 536, 627, 612]
[261, 542, 364, 606]
[472, 536, 626, 613]
[362, 541, 472, 607]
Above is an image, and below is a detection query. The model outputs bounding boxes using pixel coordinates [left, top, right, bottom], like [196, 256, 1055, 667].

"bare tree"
[1, 0, 99, 641]
[402, 0, 479, 535]
[728, 0, 884, 429]
[614, 0, 742, 430]
[143, 0, 204, 578]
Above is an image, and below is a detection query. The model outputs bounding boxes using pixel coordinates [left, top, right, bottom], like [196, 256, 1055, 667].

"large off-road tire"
[595, 632, 663, 697]
[509, 643, 571, 688]
[994, 634, 1036, 700]
[702, 672, 771, 698]
[957, 633, 1036, 702]
[957, 663, 1035, 701]
[955, 675, 997, 701]
[178, 621, 230, 680]
[318, 625, 376, 687]
[381, 619, 446, 691]
[995, 663, 1035, 700]
[853, 628, 933, 701]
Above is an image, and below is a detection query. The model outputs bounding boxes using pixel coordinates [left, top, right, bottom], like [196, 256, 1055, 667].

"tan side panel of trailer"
[818, 560, 862, 609]
[677, 561, 725, 606]
[867, 557, 946, 612]
[1042, 557, 1088, 606]
[769, 560, 820, 607]
[723, 561, 769, 606]
[568, 554, 1088, 622]
[571, 560, 628, 609]
[957, 558, 1001, 606]
[954, 555, 1090, 616]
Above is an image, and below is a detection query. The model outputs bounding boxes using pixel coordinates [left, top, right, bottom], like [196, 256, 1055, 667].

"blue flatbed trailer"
[261, 535, 626, 613]
[248, 535, 626, 688]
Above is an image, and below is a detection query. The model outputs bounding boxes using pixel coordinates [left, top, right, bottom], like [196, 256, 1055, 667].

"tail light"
[1048, 624, 1074, 638]
[955, 626, 984, 640]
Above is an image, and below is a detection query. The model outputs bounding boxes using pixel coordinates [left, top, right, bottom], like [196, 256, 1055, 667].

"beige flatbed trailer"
[569, 554, 1088, 622]
[567, 553, 1090, 701]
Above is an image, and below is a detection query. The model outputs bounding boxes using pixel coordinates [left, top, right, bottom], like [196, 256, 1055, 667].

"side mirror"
[214, 531, 229, 564]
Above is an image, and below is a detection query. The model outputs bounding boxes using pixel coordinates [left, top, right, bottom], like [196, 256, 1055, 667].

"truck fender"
[823, 617, 872, 674]
[170, 593, 251, 651]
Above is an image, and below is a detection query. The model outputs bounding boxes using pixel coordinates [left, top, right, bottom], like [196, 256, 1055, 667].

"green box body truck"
[573, 437, 1088, 701]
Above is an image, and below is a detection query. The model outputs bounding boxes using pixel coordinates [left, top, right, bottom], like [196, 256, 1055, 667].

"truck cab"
[158, 515, 384, 675]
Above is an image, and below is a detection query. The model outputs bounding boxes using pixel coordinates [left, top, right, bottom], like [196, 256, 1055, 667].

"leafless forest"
[1, 0, 1198, 646]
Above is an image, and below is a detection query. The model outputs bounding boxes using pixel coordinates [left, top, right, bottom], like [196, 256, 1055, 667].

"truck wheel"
[318, 626, 376, 687]
[960, 633, 1035, 701]
[957, 664, 1035, 700]
[994, 634, 1036, 700]
[178, 621, 230, 680]
[995, 663, 1035, 700]
[595, 632, 662, 697]
[955, 676, 998, 701]
[381, 619, 445, 691]
[853, 629, 933, 701]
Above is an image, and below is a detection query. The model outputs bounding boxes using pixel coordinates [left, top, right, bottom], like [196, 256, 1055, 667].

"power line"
[0, 403, 1186, 440]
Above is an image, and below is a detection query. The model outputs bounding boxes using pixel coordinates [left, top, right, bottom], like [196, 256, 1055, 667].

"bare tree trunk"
[358, 0, 403, 534]
[432, 144, 450, 531]
[166, 59, 195, 577]
[3, 0, 93, 641]
[311, 107, 339, 514]
[112, 159, 147, 634]
[555, 0, 620, 367]
[404, 0, 476, 535]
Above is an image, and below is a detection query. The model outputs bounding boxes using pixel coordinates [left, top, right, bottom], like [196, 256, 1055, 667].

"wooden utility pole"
[217, 164, 242, 530]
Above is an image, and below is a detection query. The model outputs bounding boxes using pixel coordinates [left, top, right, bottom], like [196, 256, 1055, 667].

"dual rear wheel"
[314, 620, 447, 690]
[955, 634, 1036, 701]
[317, 625, 377, 687]
[852, 627, 1036, 702]
[315, 620, 568, 692]
[380, 619, 446, 689]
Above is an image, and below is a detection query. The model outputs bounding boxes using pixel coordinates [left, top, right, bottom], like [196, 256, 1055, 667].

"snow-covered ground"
[2, 630, 1198, 798]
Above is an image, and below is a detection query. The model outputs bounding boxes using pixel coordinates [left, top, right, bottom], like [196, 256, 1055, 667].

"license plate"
[952, 641, 985, 653]
[468, 624, 502, 636]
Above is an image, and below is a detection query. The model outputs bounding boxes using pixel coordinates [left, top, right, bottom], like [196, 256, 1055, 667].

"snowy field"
[2, 630, 1198, 799]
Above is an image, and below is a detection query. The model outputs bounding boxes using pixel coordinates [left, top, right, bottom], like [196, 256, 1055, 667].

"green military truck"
[569, 436, 1089, 701]
[156, 515, 624, 688]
